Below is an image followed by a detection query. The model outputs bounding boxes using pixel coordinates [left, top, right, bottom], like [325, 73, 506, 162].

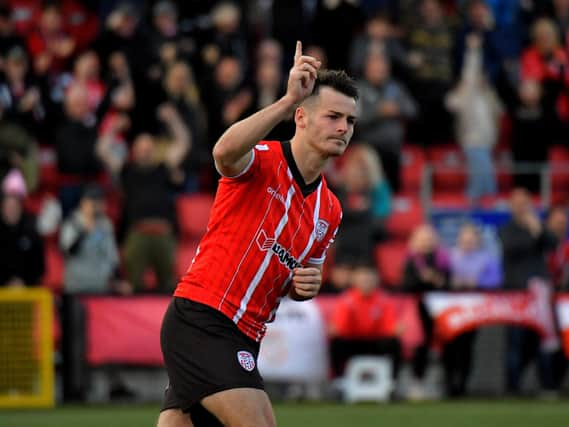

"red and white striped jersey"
[174, 141, 342, 341]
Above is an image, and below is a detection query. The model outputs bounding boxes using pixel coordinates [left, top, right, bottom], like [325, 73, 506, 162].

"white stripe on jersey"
[233, 181, 296, 323]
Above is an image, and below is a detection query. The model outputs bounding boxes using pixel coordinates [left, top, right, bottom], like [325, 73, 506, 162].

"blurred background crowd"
[1, 0, 569, 402]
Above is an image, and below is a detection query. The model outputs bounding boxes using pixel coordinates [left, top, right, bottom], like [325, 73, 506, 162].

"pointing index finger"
[294, 40, 302, 64]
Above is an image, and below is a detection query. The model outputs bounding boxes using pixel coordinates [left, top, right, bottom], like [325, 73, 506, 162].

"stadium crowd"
[1, 0, 569, 400]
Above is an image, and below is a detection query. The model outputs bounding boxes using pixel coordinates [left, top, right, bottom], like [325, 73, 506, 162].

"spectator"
[97, 104, 189, 292]
[0, 46, 42, 193]
[402, 223, 450, 399]
[243, 52, 293, 142]
[161, 61, 208, 190]
[0, 46, 46, 140]
[26, 2, 76, 81]
[148, 1, 197, 72]
[0, 191, 44, 287]
[205, 55, 251, 146]
[333, 143, 392, 265]
[355, 49, 417, 192]
[94, 2, 159, 136]
[59, 184, 124, 294]
[445, 33, 503, 203]
[330, 261, 403, 384]
[94, 2, 152, 81]
[444, 223, 501, 397]
[499, 188, 559, 395]
[547, 0, 569, 52]
[312, 0, 366, 70]
[405, 0, 454, 146]
[320, 261, 352, 295]
[510, 79, 552, 193]
[348, 12, 409, 79]
[545, 205, 569, 290]
[67, 51, 106, 116]
[97, 83, 134, 183]
[450, 223, 502, 290]
[520, 18, 569, 140]
[544, 204, 569, 390]
[55, 83, 103, 216]
[200, 2, 249, 76]
[0, 5, 25, 61]
[454, 0, 518, 85]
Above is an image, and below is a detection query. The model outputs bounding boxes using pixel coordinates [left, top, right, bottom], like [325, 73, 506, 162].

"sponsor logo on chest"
[256, 230, 302, 270]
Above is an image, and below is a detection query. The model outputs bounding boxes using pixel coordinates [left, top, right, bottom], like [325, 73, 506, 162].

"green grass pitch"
[1, 400, 568, 427]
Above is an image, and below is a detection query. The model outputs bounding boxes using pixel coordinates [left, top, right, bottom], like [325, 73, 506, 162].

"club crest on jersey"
[237, 351, 256, 372]
[315, 219, 329, 242]
[256, 230, 302, 270]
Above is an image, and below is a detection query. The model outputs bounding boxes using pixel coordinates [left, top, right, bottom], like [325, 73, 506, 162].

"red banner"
[557, 294, 569, 358]
[82, 296, 169, 366]
[80, 292, 569, 367]
[424, 282, 559, 350]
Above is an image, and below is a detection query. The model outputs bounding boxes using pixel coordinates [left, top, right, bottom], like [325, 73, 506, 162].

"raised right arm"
[212, 41, 321, 177]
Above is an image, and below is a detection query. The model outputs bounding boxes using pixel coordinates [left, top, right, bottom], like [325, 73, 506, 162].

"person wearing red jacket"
[329, 260, 402, 379]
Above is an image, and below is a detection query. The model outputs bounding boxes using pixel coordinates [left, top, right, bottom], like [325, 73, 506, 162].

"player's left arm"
[289, 263, 323, 301]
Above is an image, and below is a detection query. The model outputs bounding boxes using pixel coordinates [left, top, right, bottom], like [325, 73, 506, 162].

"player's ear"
[294, 106, 308, 129]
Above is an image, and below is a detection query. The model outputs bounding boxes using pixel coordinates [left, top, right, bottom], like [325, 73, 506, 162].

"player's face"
[303, 87, 357, 157]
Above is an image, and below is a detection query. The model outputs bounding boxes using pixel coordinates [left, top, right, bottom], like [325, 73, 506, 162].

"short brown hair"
[311, 69, 358, 101]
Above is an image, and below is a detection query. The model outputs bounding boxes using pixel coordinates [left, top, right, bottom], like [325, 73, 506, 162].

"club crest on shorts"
[315, 219, 329, 242]
[237, 350, 255, 372]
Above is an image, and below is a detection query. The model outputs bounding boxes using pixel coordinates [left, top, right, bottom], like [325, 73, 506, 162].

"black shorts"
[160, 297, 264, 413]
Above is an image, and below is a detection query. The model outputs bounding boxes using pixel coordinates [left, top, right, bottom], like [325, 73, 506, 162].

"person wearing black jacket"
[499, 188, 559, 395]
[0, 192, 44, 286]
[401, 224, 450, 399]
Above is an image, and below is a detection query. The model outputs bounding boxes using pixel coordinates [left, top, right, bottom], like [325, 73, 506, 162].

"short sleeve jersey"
[174, 141, 342, 341]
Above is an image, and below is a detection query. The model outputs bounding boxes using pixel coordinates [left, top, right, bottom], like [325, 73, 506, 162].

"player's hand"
[290, 267, 322, 300]
[285, 41, 322, 106]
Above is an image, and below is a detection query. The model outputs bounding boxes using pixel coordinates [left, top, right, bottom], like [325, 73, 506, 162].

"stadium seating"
[43, 241, 64, 293]
[400, 145, 426, 194]
[176, 193, 214, 241]
[374, 241, 407, 288]
[385, 195, 424, 240]
[549, 145, 569, 204]
[175, 239, 200, 278]
[427, 145, 466, 193]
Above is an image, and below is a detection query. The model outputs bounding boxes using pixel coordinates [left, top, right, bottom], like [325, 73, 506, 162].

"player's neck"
[289, 138, 326, 185]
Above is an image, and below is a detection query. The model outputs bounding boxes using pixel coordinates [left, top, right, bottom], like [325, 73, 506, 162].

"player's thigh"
[157, 408, 194, 427]
[201, 387, 276, 427]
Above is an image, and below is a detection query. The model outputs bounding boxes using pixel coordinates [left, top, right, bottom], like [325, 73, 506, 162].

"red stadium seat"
[428, 145, 466, 192]
[386, 195, 424, 240]
[176, 193, 214, 240]
[38, 146, 59, 193]
[401, 145, 426, 193]
[375, 241, 408, 288]
[43, 242, 64, 293]
[549, 145, 569, 163]
[548, 145, 569, 194]
[385, 195, 424, 240]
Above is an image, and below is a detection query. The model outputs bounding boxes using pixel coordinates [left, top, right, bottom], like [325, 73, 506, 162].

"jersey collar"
[280, 141, 322, 197]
